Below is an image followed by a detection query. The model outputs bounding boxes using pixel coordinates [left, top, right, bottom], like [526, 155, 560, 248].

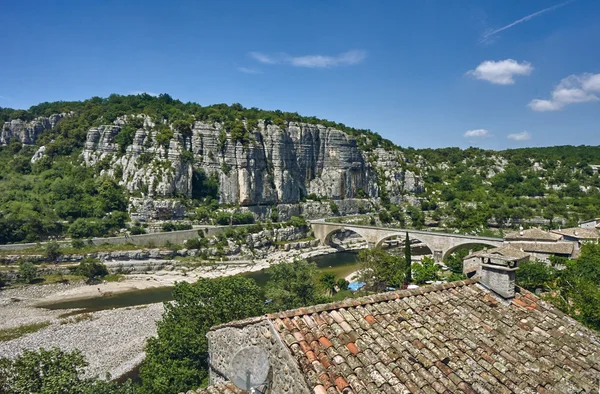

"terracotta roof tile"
[504, 228, 562, 241]
[551, 227, 600, 239]
[261, 280, 600, 393]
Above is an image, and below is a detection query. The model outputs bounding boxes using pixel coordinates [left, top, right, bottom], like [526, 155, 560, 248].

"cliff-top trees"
[358, 248, 405, 290]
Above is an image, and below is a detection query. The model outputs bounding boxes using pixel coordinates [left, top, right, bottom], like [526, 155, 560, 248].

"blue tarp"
[348, 281, 366, 291]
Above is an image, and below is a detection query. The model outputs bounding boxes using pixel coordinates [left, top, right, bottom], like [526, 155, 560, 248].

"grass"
[0, 321, 51, 342]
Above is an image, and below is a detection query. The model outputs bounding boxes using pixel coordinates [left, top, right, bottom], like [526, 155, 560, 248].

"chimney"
[479, 255, 519, 299]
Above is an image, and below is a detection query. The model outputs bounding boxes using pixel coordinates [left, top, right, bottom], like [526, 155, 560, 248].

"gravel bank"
[0, 300, 163, 379]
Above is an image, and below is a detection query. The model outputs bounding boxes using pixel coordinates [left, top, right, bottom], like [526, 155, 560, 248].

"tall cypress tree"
[404, 232, 412, 284]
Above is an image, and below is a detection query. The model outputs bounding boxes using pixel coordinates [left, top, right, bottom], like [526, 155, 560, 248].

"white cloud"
[481, 0, 574, 42]
[130, 90, 158, 97]
[529, 73, 600, 112]
[467, 59, 533, 85]
[507, 131, 532, 141]
[249, 50, 366, 68]
[464, 129, 491, 138]
[237, 67, 262, 74]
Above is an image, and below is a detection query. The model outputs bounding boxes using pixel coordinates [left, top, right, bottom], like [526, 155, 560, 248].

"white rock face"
[0, 113, 68, 145]
[82, 119, 423, 209]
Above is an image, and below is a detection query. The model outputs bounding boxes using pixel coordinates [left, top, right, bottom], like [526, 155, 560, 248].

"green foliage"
[265, 259, 322, 311]
[287, 216, 308, 229]
[18, 261, 37, 284]
[71, 239, 85, 249]
[412, 256, 440, 284]
[0, 272, 5, 289]
[358, 248, 405, 289]
[320, 273, 337, 295]
[140, 276, 263, 394]
[191, 169, 219, 201]
[516, 260, 555, 292]
[337, 278, 350, 291]
[77, 257, 109, 281]
[129, 225, 146, 235]
[330, 202, 340, 215]
[0, 347, 133, 394]
[45, 241, 62, 262]
[270, 207, 279, 222]
[114, 124, 137, 154]
[185, 238, 207, 250]
[161, 222, 192, 232]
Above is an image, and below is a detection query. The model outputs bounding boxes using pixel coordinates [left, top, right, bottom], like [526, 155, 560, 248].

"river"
[40, 252, 361, 313]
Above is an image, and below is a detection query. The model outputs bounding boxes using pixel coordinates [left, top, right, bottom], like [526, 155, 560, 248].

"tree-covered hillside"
[1, 93, 599, 243]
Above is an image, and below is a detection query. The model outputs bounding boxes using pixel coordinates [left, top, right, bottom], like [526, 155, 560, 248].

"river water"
[41, 252, 361, 313]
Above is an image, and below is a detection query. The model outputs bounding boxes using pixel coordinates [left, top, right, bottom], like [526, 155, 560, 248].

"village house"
[185, 258, 600, 394]
[579, 217, 600, 230]
[551, 227, 599, 258]
[503, 228, 575, 262]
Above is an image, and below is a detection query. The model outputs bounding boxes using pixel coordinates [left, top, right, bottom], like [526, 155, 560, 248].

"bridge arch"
[374, 234, 433, 257]
[442, 241, 502, 261]
[322, 227, 369, 249]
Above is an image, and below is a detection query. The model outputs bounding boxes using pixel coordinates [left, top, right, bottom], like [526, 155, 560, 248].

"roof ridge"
[267, 279, 479, 319]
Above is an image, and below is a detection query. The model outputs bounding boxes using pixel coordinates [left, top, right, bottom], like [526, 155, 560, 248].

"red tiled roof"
[198, 280, 600, 394]
[266, 280, 600, 393]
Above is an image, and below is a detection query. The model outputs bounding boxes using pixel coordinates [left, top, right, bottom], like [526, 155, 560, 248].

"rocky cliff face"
[0, 113, 67, 145]
[82, 117, 423, 209]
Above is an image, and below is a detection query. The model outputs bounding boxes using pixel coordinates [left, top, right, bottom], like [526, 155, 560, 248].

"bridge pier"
[433, 250, 443, 263]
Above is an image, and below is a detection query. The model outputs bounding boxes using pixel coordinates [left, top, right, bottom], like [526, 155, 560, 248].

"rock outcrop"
[82, 118, 423, 211]
[1, 113, 67, 145]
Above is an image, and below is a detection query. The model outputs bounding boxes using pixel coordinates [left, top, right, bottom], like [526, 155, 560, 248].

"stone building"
[551, 227, 599, 258]
[186, 265, 600, 393]
[503, 228, 575, 262]
[463, 246, 529, 279]
[579, 217, 600, 229]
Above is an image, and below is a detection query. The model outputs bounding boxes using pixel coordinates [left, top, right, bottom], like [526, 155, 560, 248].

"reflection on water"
[39, 252, 361, 312]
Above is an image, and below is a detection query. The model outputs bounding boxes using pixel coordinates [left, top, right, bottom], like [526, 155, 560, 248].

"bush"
[77, 258, 109, 281]
[412, 256, 440, 284]
[337, 278, 349, 291]
[330, 202, 340, 215]
[231, 211, 254, 225]
[18, 261, 37, 284]
[45, 241, 62, 262]
[71, 239, 85, 249]
[516, 260, 555, 291]
[287, 216, 308, 229]
[215, 212, 232, 225]
[130, 225, 146, 235]
[185, 238, 205, 250]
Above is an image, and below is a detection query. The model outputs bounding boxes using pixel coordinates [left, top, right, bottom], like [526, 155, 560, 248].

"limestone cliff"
[82, 117, 423, 209]
[0, 113, 68, 145]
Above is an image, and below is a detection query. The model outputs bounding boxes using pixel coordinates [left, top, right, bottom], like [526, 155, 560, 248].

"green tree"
[404, 233, 412, 284]
[45, 241, 62, 263]
[140, 276, 263, 394]
[0, 347, 133, 394]
[77, 258, 109, 281]
[337, 278, 349, 291]
[18, 261, 37, 284]
[265, 259, 321, 311]
[358, 248, 405, 289]
[412, 256, 440, 284]
[516, 260, 555, 292]
[320, 273, 337, 296]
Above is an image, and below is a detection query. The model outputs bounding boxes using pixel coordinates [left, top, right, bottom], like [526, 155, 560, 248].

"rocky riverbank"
[0, 244, 360, 379]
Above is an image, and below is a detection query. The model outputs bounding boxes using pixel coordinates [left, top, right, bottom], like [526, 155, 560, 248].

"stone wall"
[207, 318, 310, 393]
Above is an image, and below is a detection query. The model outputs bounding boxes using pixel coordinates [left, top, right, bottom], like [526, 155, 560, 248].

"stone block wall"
[207, 317, 310, 393]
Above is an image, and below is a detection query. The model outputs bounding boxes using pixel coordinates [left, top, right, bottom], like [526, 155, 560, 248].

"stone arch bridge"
[310, 221, 503, 262]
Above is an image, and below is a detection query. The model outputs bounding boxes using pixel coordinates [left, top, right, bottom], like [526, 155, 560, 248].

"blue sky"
[1, 0, 600, 149]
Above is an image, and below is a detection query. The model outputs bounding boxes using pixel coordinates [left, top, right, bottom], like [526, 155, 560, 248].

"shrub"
[287, 216, 308, 229]
[232, 211, 254, 225]
[130, 225, 146, 235]
[412, 256, 440, 284]
[330, 202, 340, 215]
[337, 278, 349, 291]
[45, 241, 62, 262]
[71, 239, 85, 249]
[215, 212, 232, 225]
[18, 261, 37, 284]
[185, 238, 205, 250]
[77, 258, 109, 281]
